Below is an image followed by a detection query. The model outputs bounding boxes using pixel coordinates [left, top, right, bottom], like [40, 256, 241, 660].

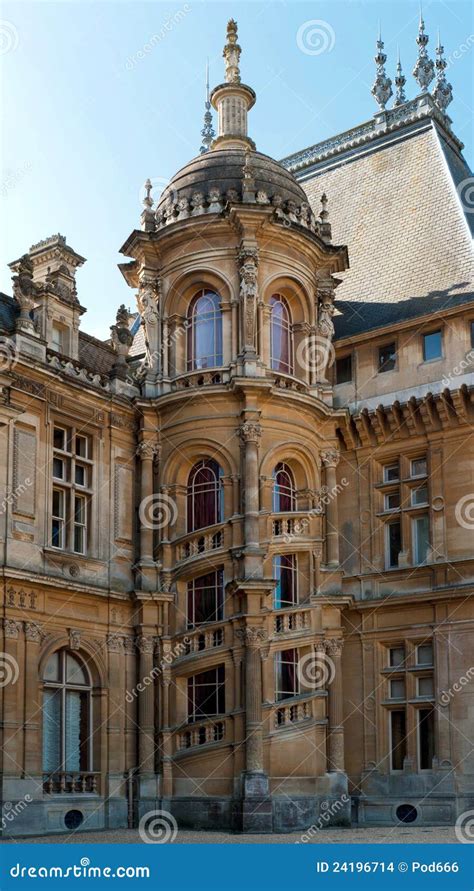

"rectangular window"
[417, 676, 434, 698]
[273, 554, 298, 608]
[413, 514, 430, 565]
[423, 330, 442, 361]
[389, 646, 405, 668]
[419, 708, 435, 769]
[275, 648, 299, 700]
[411, 456, 427, 477]
[187, 569, 224, 627]
[378, 342, 396, 373]
[390, 709, 407, 771]
[53, 457, 65, 480]
[417, 643, 433, 666]
[384, 491, 400, 511]
[187, 666, 225, 722]
[390, 678, 405, 699]
[73, 495, 87, 555]
[411, 485, 428, 506]
[51, 323, 65, 353]
[336, 354, 352, 384]
[51, 489, 65, 549]
[53, 427, 67, 451]
[384, 463, 399, 482]
[386, 521, 402, 568]
[51, 425, 92, 554]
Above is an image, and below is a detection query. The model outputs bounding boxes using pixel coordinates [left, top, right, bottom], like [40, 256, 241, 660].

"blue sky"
[1, 0, 473, 338]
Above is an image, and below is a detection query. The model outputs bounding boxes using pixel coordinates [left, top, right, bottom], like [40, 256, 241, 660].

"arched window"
[42, 650, 91, 776]
[272, 462, 297, 512]
[187, 290, 223, 370]
[187, 459, 224, 532]
[270, 294, 293, 374]
[273, 554, 298, 609]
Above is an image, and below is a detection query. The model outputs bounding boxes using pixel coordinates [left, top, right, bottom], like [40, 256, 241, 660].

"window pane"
[187, 569, 224, 626]
[66, 654, 87, 685]
[387, 521, 401, 567]
[419, 708, 435, 769]
[53, 428, 66, 450]
[413, 515, 429, 564]
[423, 331, 442, 361]
[389, 646, 405, 668]
[336, 355, 352, 384]
[187, 459, 223, 532]
[272, 463, 296, 512]
[43, 652, 60, 682]
[75, 436, 88, 458]
[270, 295, 293, 374]
[390, 709, 407, 770]
[411, 486, 428, 506]
[418, 676, 434, 697]
[53, 457, 64, 480]
[417, 644, 433, 665]
[390, 678, 405, 699]
[378, 343, 396, 373]
[274, 554, 297, 608]
[276, 648, 299, 700]
[187, 291, 222, 371]
[75, 464, 87, 487]
[52, 489, 64, 518]
[65, 690, 88, 771]
[411, 457, 427, 477]
[42, 689, 61, 773]
[385, 491, 400, 511]
[188, 666, 225, 721]
[384, 463, 399, 482]
[74, 525, 85, 554]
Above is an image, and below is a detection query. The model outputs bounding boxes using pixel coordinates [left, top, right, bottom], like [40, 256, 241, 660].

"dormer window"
[51, 322, 68, 354]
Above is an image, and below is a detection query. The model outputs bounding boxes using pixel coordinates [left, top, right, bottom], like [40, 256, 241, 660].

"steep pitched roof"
[282, 96, 474, 340]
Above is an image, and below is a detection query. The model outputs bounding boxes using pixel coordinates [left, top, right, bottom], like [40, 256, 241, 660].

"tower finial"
[371, 28, 393, 111]
[432, 33, 453, 114]
[413, 8, 434, 90]
[394, 47, 407, 106]
[224, 18, 241, 84]
[200, 59, 215, 154]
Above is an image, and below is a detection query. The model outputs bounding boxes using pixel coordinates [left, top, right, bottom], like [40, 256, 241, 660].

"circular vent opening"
[396, 804, 418, 824]
[64, 809, 84, 830]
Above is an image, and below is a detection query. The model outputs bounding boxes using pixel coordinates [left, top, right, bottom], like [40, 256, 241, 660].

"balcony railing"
[176, 528, 224, 562]
[183, 625, 225, 654]
[176, 718, 226, 752]
[274, 608, 312, 635]
[273, 700, 311, 728]
[271, 514, 312, 539]
[43, 772, 100, 794]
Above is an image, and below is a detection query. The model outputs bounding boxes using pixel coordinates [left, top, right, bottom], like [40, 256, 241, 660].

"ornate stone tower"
[119, 20, 350, 832]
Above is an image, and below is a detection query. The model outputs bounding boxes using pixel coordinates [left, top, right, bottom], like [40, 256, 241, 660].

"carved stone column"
[136, 438, 160, 589]
[239, 421, 262, 577]
[136, 633, 155, 776]
[1, 619, 22, 777]
[325, 638, 345, 772]
[24, 622, 42, 777]
[321, 449, 340, 567]
[238, 245, 259, 358]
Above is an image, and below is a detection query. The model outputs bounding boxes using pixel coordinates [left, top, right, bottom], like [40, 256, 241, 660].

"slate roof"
[282, 96, 474, 340]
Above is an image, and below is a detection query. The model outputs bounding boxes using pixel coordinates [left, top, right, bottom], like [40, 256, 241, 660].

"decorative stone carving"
[236, 626, 268, 646]
[24, 622, 42, 642]
[239, 422, 262, 443]
[110, 305, 134, 379]
[106, 633, 124, 653]
[371, 33, 392, 110]
[11, 255, 38, 333]
[136, 634, 154, 655]
[223, 18, 241, 84]
[123, 636, 136, 655]
[136, 440, 161, 461]
[325, 638, 344, 657]
[68, 628, 81, 650]
[4, 619, 21, 639]
[321, 449, 340, 469]
[238, 245, 259, 351]
[432, 39, 452, 113]
[413, 14, 435, 91]
[394, 54, 407, 107]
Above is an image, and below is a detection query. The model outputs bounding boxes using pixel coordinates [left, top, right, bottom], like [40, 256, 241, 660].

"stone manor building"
[0, 19, 473, 835]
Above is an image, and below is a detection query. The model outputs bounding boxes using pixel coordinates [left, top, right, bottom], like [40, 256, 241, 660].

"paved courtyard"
[2, 826, 460, 844]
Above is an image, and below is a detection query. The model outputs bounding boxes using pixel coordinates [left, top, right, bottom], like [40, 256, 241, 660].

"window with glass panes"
[51, 426, 93, 554]
[42, 650, 91, 774]
[187, 666, 225, 722]
[379, 454, 430, 567]
[383, 640, 435, 772]
[275, 648, 299, 700]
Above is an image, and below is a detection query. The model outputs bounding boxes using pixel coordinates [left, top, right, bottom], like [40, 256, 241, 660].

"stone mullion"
[23, 623, 42, 778]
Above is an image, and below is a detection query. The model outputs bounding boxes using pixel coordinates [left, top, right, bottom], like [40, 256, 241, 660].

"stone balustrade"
[273, 699, 311, 729]
[176, 718, 226, 752]
[177, 527, 224, 562]
[274, 607, 312, 635]
[182, 625, 225, 654]
[42, 772, 100, 794]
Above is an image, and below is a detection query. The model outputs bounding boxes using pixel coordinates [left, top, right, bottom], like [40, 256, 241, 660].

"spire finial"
[413, 8, 434, 90]
[394, 47, 407, 106]
[432, 33, 453, 114]
[200, 59, 215, 154]
[224, 18, 241, 84]
[371, 28, 393, 111]
[143, 178, 153, 209]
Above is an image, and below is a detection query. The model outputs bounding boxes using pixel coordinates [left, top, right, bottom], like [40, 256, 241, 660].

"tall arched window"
[42, 650, 91, 776]
[273, 554, 298, 608]
[270, 294, 293, 374]
[187, 290, 223, 370]
[272, 462, 297, 512]
[187, 459, 224, 532]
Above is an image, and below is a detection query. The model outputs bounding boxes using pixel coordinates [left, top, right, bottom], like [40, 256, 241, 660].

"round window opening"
[396, 804, 418, 824]
[64, 809, 84, 830]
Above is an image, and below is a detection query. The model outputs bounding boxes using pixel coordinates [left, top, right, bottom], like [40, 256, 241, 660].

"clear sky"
[1, 0, 473, 339]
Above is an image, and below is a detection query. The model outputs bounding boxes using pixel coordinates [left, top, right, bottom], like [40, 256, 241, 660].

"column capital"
[24, 622, 42, 642]
[321, 449, 340, 469]
[236, 626, 268, 647]
[3, 619, 21, 639]
[239, 422, 262, 443]
[137, 440, 161, 461]
[325, 637, 344, 657]
[136, 633, 154, 655]
[106, 633, 124, 653]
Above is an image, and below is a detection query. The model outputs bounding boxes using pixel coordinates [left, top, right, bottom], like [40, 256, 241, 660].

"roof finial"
[394, 47, 407, 106]
[143, 178, 153, 209]
[413, 6, 435, 90]
[371, 27, 393, 111]
[224, 18, 241, 84]
[432, 33, 453, 114]
[200, 59, 215, 154]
